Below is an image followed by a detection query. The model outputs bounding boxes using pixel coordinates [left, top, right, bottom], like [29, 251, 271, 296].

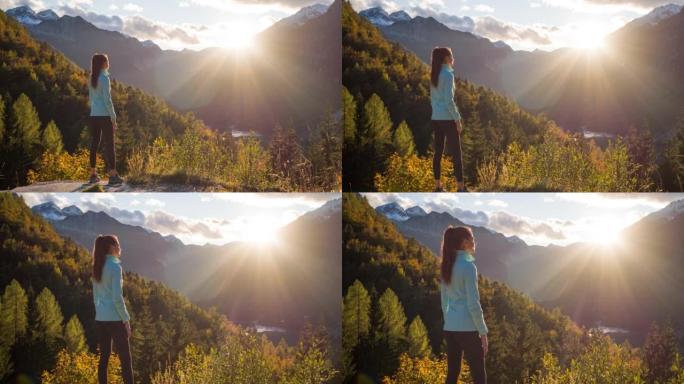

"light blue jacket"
[93, 255, 130, 322]
[89, 69, 117, 122]
[441, 250, 488, 335]
[430, 64, 461, 121]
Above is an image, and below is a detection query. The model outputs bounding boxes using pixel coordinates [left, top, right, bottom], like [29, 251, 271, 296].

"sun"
[585, 218, 624, 246]
[221, 24, 257, 50]
[571, 24, 607, 51]
[243, 217, 281, 245]
[223, 33, 255, 50]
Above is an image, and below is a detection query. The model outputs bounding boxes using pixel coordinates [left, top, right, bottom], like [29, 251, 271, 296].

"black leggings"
[432, 120, 464, 182]
[89, 116, 116, 171]
[96, 321, 133, 384]
[445, 331, 486, 384]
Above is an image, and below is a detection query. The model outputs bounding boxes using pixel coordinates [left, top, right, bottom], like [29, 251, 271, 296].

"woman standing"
[89, 54, 124, 186]
[430, 47, 466, 192]
[92, 235, 133, 384]
[440, 226, 488, 384]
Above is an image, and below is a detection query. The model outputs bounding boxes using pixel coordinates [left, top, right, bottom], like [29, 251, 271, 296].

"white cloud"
[488, 211, 566, 242]
[487, 199, 508, 207]
[0, 0, 45, 10]
[554, 193, 682, 209]
[122, 2, 143, 12]
[145, 198, 165, 207]
[540, 0, 674, 13]
[363, 192, 415, 208]
[185, 0, 301, 14]
[350, 0, 401, 12]
[206, 193, 332, 208]
[18, 192, 68, 207]
[474, 4, 495, 12]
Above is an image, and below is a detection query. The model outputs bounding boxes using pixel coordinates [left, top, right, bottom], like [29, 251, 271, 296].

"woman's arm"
[111, 263, 130, 321]
[101, 74, 117, 123]
[464, 263, 488, 336]
[441, 72, 462, 122]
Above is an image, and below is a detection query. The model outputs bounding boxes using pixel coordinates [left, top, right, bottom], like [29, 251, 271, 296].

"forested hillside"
[341, 193, 684, 383]
[0, 11, 341, 191]
[0, 193, 337, 383]
[342, 1, 670, 192]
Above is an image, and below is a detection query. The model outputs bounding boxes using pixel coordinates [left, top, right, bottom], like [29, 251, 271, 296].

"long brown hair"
[440, 226, 473, 284]
[92, 235, 119, 282]
[90, 54, 109, 89]
[430, 47, 452, 87]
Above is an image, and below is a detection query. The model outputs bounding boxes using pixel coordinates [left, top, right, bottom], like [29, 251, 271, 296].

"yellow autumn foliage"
[27, 150, 105, 184]
[374, 152, 458, 192]
[41, 349, 123, 384]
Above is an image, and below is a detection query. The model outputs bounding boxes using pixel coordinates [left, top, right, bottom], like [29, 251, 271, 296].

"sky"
[0, 0, 330, 49]
[350, 0, 684, 51]
[20, 192, 337, 246]
[363, 192, 684, 246]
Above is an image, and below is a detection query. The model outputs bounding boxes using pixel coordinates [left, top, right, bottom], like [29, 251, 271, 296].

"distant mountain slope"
[8, 1, 341, 137]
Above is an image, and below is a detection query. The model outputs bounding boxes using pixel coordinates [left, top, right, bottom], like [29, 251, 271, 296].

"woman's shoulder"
[457, 257, 477, 271]
[103, 257, 122, 271]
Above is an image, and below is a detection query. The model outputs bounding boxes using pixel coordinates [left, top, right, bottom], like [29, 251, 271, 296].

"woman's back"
[440, 251, 488, 335]
[430, 64, 460, 121]
[89, 70, 116, 119]
[92, 255, 130, 322]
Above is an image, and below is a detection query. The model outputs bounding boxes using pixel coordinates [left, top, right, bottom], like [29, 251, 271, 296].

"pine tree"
[361, 94, 392, 154]
[33, 287, 65, 373]
[374, 288, 407, 376]
[63, 315, 86, 354]
[643, 320, 679, 383]
[41, 120, 64, 154]
[392, 121, 415, 157]
[343, 280, 372, 351]
[33, 287, 64, 345]
[0, 280, 29, 347]
[406, 316, 431, 358]
[343, 87, 357, 143]
[342, 279, 371, 376]
[9, 93, 41, 155]
[131, 304, 157, 381]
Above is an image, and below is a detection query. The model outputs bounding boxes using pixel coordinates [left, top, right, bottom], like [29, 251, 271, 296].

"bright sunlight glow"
[585, 218, 624, 246]
[243, 217, 281, 245]
[571, 24, 607, 51]
[221, 22, 259, 50]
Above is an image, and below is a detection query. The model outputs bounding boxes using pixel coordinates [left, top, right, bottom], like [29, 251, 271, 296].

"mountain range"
[31, 198, 342, 333]
[374, 199, 684, 342]
[4, 1, 341, 137]
[358, 3, 684, 139]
